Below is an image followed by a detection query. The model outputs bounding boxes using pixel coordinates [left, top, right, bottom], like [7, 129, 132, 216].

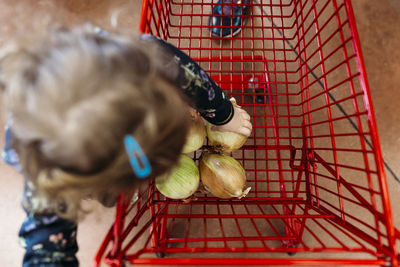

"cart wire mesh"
[95, 0, 400, 266]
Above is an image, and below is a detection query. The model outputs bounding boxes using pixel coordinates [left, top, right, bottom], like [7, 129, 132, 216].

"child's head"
[1, 25, 190, 220]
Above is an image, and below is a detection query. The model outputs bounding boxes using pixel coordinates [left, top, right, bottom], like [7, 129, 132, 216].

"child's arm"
[140, 35, 252, 136]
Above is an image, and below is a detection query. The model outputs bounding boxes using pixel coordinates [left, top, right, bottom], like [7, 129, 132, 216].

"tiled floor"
[0, 0, 399, 266]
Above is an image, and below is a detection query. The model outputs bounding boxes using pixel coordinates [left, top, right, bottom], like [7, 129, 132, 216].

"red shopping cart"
[95, 0, 400, 266]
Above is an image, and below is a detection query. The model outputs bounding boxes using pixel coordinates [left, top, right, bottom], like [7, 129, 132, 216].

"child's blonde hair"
[1, 25, 190, 220]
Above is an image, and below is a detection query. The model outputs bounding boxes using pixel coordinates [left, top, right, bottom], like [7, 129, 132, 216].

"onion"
[182, 111, 206, 154]
[206, 122, 248, 153]
[199, 153, 250, 199]
[156, 155, 200, 199]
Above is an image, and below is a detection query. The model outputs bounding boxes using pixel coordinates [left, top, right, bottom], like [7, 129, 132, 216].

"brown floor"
[0, 0, 399, 266]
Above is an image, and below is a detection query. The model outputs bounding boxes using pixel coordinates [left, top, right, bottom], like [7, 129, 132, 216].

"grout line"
[253, 0, 400, 184]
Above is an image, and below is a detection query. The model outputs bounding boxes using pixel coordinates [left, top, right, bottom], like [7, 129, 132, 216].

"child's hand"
[211, 98, 252, 136]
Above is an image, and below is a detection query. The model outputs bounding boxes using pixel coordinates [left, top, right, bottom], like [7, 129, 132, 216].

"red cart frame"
[95, 0, 400, 266]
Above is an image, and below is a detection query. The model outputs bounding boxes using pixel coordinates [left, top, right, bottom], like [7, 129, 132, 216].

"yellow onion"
[206, 122, 248, 153]
[199, 153, 250, 199]
[156, 155, 200, 199]
[182, 112, 206, 154]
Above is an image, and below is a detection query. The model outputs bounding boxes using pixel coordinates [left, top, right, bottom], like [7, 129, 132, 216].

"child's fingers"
[238, 126, 252, 137]
[243, 120, 252, 131]
[210, 106, 252, 136]
[238, 109, 252, 131]
[240, 109, 251, 121]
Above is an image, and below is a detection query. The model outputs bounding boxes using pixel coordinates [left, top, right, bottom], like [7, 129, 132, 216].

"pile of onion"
[199, 153, 250, 199]
[156, 102, 251, 200]
[155, 155, 200, 199]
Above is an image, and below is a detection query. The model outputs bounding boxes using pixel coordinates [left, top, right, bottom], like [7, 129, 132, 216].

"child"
[0, 25, 252, 266]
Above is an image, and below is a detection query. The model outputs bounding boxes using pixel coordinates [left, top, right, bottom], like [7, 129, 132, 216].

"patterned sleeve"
[3, 121, 79, 267]
[19, 208, 79, 267]
[140, 34, 234, 125]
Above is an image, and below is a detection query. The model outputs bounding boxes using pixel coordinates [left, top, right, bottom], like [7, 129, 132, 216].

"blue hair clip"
[124, 135, 152, 179]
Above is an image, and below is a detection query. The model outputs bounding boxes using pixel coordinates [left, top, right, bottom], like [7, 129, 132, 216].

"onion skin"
[182, 114, 206, 154]
[199, 153, 247, 199]
[156, 155, 200, 199]
[206, 123, 248, 153]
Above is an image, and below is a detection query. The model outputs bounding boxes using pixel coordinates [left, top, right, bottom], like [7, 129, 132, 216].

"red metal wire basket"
[95, 0, 400, 266]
